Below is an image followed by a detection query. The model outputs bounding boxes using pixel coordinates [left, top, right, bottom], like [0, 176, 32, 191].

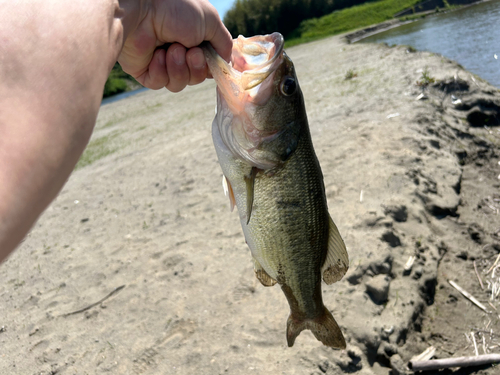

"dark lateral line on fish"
[244, 167, 259, 225]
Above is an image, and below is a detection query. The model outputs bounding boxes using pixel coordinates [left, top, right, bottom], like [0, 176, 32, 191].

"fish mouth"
[203, 33, 286, 170]
[202, 33, 284, 106]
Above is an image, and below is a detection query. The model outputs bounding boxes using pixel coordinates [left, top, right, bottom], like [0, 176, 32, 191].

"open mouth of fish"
[202, 33, 286, 169]
[203, 32, 284, 102]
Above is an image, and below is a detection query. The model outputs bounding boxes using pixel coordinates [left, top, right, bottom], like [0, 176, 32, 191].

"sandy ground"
[1, 34, 500, 375]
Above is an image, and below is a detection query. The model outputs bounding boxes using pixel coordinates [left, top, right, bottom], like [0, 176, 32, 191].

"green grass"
[285, 0, 422, 47]
[345, 68, 358, 80]
[75, 132, 120, 169]
[416, 66, 435, 86]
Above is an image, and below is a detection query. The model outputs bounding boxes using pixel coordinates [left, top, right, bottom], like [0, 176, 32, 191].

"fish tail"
[286, 307, 346, 349]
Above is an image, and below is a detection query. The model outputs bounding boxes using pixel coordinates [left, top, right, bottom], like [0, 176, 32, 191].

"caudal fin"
[286, 307, 346, 348]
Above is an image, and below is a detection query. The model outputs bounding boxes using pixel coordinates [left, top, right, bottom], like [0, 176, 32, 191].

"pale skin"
[0, 0, 232, 262]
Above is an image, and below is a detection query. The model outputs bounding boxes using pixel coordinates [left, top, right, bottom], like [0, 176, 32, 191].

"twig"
[465, 333, 472, 345]
[409, 353, 500, 371]
[61, 285, 125, 317]
[474, 328, 498, 336]
[411, 346, 436, 362]
[474, 261, 485, 290]
[448, 280, 489, 313]
[487, 253, 500, 275]
[472, 331, 479, 356]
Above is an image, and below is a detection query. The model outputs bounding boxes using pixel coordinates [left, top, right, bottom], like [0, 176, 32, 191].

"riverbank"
[285, 0, 485, 47]
[1, 34, 499, 374]
[344, 0, 490, 43]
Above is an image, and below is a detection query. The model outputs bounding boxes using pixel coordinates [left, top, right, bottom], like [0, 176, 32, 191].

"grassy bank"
[285, 0, 422, 47]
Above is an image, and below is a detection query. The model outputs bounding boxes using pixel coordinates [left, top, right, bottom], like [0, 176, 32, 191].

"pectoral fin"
[253, 258, 277, 287]
[244, 167, 258, 224]
[222, 175, 236, 212]
[321, 215, 349, 284]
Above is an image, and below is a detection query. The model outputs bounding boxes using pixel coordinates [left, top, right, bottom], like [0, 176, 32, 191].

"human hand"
[118, 0, 232, 92]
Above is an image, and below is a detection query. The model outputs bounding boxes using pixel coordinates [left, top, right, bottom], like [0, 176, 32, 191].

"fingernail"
[190, 51, 205, 69]
[172, 47, 185, 66]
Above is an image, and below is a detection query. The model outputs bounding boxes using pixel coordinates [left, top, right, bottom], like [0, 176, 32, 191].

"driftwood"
[409, 353, 500, 371]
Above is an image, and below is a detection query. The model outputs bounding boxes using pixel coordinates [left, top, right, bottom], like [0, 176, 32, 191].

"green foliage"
[103, 77, 127, 98]
[345, 68, 357, 80]
[223, 0, 373, 39]
[416, 67, 435, 87]
[286, 0, 422, 47]
[103, 63, 137, 98]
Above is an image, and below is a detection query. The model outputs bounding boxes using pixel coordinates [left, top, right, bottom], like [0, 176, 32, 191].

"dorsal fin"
[321, 215, 349, 284]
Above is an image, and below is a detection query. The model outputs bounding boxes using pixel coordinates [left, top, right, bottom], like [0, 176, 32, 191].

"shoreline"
[345, 0, 491, 43]
[100, 86, 149, 106]
[344, 19, 414, 44]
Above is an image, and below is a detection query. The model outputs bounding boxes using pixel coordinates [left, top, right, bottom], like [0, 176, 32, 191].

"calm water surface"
[362, 0, 500, 88]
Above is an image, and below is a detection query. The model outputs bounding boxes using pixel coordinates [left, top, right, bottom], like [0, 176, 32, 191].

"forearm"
[0, 0, 142, 261]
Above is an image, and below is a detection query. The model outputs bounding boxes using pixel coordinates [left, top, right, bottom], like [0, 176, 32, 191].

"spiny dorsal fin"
[253, 258, 277, 287]
[321, 215, 349, 284]
[244, 167, 258, 224]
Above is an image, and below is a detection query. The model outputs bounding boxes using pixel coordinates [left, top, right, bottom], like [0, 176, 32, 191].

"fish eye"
[280, 76, 296, 96]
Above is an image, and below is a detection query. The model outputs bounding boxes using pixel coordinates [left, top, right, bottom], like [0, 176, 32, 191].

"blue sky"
[209, 0, 234, 18]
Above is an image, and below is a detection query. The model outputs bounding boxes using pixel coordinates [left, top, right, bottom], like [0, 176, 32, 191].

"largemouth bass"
[202, 33, 349, 348]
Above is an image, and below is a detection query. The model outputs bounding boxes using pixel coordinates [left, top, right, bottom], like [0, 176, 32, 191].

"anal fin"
[321, 215, 349, 284]
[253, 258, 277, 287]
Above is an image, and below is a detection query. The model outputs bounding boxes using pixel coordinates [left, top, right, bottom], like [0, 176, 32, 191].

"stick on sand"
[448, 280, 489, 313]
[409, 353, 500, 371]
[61, 285, 126, 317]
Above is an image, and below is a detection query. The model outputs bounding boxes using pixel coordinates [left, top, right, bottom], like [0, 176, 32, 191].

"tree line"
[223, 0, 373, 39]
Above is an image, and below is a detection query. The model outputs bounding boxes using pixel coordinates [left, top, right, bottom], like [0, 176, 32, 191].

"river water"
[361, 0, 500, 88]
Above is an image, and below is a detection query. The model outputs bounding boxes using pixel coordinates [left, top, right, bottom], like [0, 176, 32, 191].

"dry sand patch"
[1, 34, 499, 374]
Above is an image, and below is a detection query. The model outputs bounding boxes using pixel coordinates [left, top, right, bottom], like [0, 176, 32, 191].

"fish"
[202, 33, 349, 348]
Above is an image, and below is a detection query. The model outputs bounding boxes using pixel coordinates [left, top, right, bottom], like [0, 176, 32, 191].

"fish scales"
[247, 125, 329, 311]
[203, 33, 349, 348]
